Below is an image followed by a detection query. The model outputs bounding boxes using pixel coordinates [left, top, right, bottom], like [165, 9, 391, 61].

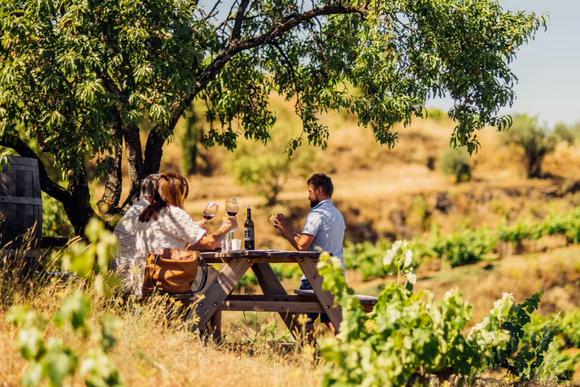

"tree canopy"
[0, 0, 546, 232]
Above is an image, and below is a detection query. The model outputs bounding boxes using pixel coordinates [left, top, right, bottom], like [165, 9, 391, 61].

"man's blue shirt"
[302, 199, 346, 269]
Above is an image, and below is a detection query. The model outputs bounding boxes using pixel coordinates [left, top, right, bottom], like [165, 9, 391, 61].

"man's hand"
[272, 213, 290, 231]
[272, 213, 315, 251]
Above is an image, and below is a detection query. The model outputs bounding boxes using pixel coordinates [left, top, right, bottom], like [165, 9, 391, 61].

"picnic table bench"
[192, 249, 377, 340]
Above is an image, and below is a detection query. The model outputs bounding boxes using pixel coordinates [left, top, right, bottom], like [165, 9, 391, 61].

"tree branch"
[168, 4, 367, 133]
[141, 4, 366, 183]
[0, 134, 71, 204]
[230, 0, 252, 45]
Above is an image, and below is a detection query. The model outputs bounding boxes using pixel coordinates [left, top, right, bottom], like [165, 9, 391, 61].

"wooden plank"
[5, 157, 38, 167]
[0, 196, 42, 205]
[203, 256, 319, 264]
[298, 259, 343, 332]
[227, 294, 312, 303]
[195, 258, 252, 329]
[208, 310, 222, 343]
[252, 263, 302, 339]
[200, 250, 320, 260]
[222, 300, 323, 313]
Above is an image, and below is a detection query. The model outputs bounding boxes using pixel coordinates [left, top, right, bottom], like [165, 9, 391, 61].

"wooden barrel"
[0, 156, 42, 248]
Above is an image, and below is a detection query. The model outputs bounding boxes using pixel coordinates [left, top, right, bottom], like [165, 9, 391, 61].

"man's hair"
[307, 173, 334, 196]
[140, 174, 160, 200]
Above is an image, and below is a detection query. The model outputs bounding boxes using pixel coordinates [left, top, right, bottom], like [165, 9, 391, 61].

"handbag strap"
[190, 257, 208, 294]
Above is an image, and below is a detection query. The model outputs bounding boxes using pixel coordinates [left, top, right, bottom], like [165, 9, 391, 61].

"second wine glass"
[225, 197, 239, 217]
[202, 201, 219, 221]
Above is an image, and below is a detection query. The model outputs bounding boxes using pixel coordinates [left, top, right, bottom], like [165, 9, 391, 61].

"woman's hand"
[197, 219, 209, 230]
[219, 215, 238, 233]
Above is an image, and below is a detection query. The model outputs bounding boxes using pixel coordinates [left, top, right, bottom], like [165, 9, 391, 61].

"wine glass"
[225, 197, 239, 217]
[202, 201, 219, 221]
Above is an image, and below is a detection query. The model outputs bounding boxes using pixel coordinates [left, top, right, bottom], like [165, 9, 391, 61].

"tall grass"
[0, 236, 322, 386]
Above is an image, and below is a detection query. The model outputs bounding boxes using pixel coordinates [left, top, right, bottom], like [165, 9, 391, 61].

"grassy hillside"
[13, 96, 580, 385]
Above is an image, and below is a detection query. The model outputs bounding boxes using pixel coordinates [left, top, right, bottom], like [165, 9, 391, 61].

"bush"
[318, 252, 566, 385]
[553, 122, 580, 145]
[541, 207, 580, 244]
[498, 220, 533, 254]
[439, 147, 472, 183]
[344, 240, 393, 281]
[501, 114, 556, 178]
[229, 126, 315, 206]
[425, 107, 447, 122]
[42, 193, 73, 237]
[429, 228, 496, 267]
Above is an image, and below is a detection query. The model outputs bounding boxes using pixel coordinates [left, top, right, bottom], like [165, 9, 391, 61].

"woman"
[132, 173, 236, 296]
[113, 173, 160, 293]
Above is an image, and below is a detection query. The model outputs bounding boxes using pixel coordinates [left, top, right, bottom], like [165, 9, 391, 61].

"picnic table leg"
[208, 309, 223, 343]
[298, 258, 343, 333]
[251, 263, 301, 339]
[195, 259, 252, 332]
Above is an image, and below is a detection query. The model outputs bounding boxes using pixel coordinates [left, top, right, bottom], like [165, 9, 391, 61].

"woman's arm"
[190, 216, 237, 251]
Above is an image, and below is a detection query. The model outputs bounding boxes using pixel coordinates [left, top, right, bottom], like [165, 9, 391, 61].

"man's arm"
[274, 214, 315, 251]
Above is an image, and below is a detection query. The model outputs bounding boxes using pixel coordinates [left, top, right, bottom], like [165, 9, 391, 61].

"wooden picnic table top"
[200, 249, 321, 263]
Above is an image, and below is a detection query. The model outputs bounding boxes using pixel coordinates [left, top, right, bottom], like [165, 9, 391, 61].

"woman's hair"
[139, 173, 190, 222]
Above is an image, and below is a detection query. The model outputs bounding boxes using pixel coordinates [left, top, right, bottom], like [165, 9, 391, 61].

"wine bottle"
[244, 206, 255, 250]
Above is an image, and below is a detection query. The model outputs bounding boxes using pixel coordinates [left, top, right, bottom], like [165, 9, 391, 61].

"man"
[273, 173, 346, 324]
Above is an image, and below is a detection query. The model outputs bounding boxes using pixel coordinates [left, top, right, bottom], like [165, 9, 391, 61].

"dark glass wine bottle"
[244, 206, 255, 250]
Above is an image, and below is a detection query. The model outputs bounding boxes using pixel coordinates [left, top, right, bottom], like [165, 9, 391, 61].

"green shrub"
[42, 193, 74, 237]
[229, 126, 315, 206]
[500, 114, 556, 178]
[498, 221, 533, 254]
[429, 228, 496, 267]
[553, 122, 580, 145]
[439, 147, 472, 183]
[541, 207, 580, 244]
[344, 240, 393, 281]
[318, 252, 564, 385]
[561, 309, 580, 347]
[425, 107, 447, 122]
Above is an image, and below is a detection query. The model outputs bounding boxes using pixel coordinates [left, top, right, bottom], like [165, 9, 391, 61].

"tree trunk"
[526, 152, 544, 178]
[64, 168, 97, 235]
[143, 128, 166, 175]
[97, 126, 123, 214]
[120, 122, 145, 209]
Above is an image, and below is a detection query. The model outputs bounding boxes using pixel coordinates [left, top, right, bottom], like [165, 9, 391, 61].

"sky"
[201, 1, 580, 126]
[429, 0, 580, 126]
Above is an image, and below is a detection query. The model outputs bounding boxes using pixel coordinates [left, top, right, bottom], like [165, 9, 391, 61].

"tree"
[439, 147, 472, 183]
[229, 125, 315, 206]
[501, 114, 556, 178]
[0, 0, 546, 234]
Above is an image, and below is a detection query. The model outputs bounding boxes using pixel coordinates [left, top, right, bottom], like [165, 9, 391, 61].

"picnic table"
[195, 249, 343, 339]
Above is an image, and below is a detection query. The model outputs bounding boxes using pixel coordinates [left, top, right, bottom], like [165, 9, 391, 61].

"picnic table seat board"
[294, 289, 378, 313]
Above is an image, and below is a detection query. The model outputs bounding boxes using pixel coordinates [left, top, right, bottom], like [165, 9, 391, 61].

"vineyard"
[1, 0, 580, 385]
[235, 206, 580, 287]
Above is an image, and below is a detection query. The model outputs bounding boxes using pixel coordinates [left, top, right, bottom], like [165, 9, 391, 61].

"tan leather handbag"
[142, 249, 208, 297]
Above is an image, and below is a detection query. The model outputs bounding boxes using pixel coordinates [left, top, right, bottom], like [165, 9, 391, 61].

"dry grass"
[0, 281, 322, 387]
